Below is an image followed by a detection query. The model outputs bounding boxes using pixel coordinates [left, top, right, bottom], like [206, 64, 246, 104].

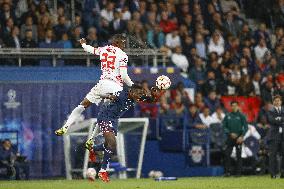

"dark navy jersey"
[97, 87, 135, 134]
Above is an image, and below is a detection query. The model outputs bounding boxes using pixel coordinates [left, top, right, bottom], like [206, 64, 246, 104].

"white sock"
[99, 168, 106, 172]
[64, 105, 85, 129]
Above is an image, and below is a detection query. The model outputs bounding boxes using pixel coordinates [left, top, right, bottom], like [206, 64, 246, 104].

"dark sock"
[93, 143, 104, 151]
[101, 147, 113, 170]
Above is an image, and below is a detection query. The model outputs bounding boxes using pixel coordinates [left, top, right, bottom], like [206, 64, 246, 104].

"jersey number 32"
[101, 53, 116, 70]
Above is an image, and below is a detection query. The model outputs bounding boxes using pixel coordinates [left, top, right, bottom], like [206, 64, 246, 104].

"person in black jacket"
[267, 95, 284, 178]
[21, 29, 38, 66]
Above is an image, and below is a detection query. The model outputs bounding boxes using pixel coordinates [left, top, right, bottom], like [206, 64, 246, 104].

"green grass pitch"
[0, 176, 284, 189]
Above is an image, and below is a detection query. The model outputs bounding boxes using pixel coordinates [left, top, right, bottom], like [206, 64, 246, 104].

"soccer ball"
[156, 75, 171, 90]
[148, 170, 164, 179]
[86, 168, 97, 181]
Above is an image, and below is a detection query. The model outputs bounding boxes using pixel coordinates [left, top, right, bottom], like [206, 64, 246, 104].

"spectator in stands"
[210, 0, 223, 13]
[15, 0, 29, 20]
[57, 32, 72, 49]
[223, 11, 240, 37]
[211, 106, 225, 124]
[139, 80, 158, 117]
[254, 38, 270, 62]
[266, 57, 281, 77]
[195, 33, 207, 60]
[204, 90, 221, 112]
[238, 75, 254, 96]
[223, 101, 248, 176]
[20, 2, 37, 25]
[36, 2, 51, 24]
[170, 93, 185, 116]
[275, 45, 284, 70]
[195, 92, 205, 110]
[71, 26, 82, 48]
[209, 12, 224, 33]
[147, 25, 165, 49]
[37, 15, 53, 42]
[0, 139, 29, 180]
[21, 29, 37, 48]
[2, 18, 14, 38]
[0, 3, 16, 26]
[82, 0, 100, 30]
[171, 46, 189, 74]
[220, 0, 240, 14]
[238, 23, 254, 47]
[72, 15, 84, 37]
[272, 27, 284, 48]
[165, 29, 181, 50]
[86, 27, 99, 47]
[171, 82, 191, 105]
[261, 79, 274, 103]
[239, 58, 249, 76]
[127, 11, 140, 34]
[188, 104, 206, 129]
[256, 101, 272, 138]
[98, 18, 111, 45]
[208, 31, 225, 56]
[242, 47, 256, 73]
[121, 5, 131, 21]
[254, 23, 271, 48]
[21, 29, 38, 66]
[189, 57, 206, 89]
[224, 74, 238, 95]
[159, 11, 177, 34]
[208, 59, 222, 80]
[109, 10, 127, 35]
[100, 1, 115, 23]
[252, 72, 262, 96]
[5, 26, 21, 49]
[52, 6, 69, 26]
[160, 94, 170, 115]
[138, 0, 148, 24]
[199, 106, 215, 127]
[0, 139, 16, 179]
[273, 0, 284, 27]
[195, 22, 210, 37]
[203, 71, 218, 94]
[20, 16, 38, 42]
[53, 16, 70, 41]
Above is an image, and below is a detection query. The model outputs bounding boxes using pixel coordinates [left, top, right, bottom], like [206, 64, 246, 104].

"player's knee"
[105, 140, 116, 153]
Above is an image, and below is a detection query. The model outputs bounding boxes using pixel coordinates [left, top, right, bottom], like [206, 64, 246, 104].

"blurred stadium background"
[0, 0, 284, 188]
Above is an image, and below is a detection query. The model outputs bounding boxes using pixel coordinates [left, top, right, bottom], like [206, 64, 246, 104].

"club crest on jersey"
[4, 89, 21, 109]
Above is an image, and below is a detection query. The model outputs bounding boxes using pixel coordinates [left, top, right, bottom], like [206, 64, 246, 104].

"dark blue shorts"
[97, 118, 118, 135]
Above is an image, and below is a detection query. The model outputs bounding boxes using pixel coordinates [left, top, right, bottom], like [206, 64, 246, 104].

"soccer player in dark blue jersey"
[88, 86, 160, 182]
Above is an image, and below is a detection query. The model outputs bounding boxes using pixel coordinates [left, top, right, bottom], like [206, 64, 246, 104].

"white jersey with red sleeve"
[82, 43, 134, 87]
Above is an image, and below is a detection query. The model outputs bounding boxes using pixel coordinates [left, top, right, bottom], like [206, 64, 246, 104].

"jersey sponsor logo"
[4, 89, 21, 109]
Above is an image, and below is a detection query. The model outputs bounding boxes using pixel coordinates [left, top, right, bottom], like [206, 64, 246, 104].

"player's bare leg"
[97, 132, 116, 183]
[55, 98, 92, 136]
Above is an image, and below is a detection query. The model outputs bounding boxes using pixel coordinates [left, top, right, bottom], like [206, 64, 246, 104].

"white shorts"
[85, 79, 123, 105]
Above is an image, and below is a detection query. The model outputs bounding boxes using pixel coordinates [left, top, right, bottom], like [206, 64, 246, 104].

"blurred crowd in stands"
[0, 0, 284, 132]
[1, 0, 284, 176]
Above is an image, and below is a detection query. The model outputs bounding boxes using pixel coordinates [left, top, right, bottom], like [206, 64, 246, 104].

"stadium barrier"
[0, 48, 168, 67]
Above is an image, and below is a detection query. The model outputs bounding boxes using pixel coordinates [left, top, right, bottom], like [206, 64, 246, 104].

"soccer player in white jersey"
[55, 34, 134, 138]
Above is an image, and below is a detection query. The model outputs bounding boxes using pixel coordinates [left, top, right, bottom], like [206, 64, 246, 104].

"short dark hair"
[231, 101, 238, 105]
[273, 95, 282, 102]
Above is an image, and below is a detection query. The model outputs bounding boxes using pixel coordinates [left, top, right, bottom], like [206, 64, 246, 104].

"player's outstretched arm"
[80, 38, 96, 54]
